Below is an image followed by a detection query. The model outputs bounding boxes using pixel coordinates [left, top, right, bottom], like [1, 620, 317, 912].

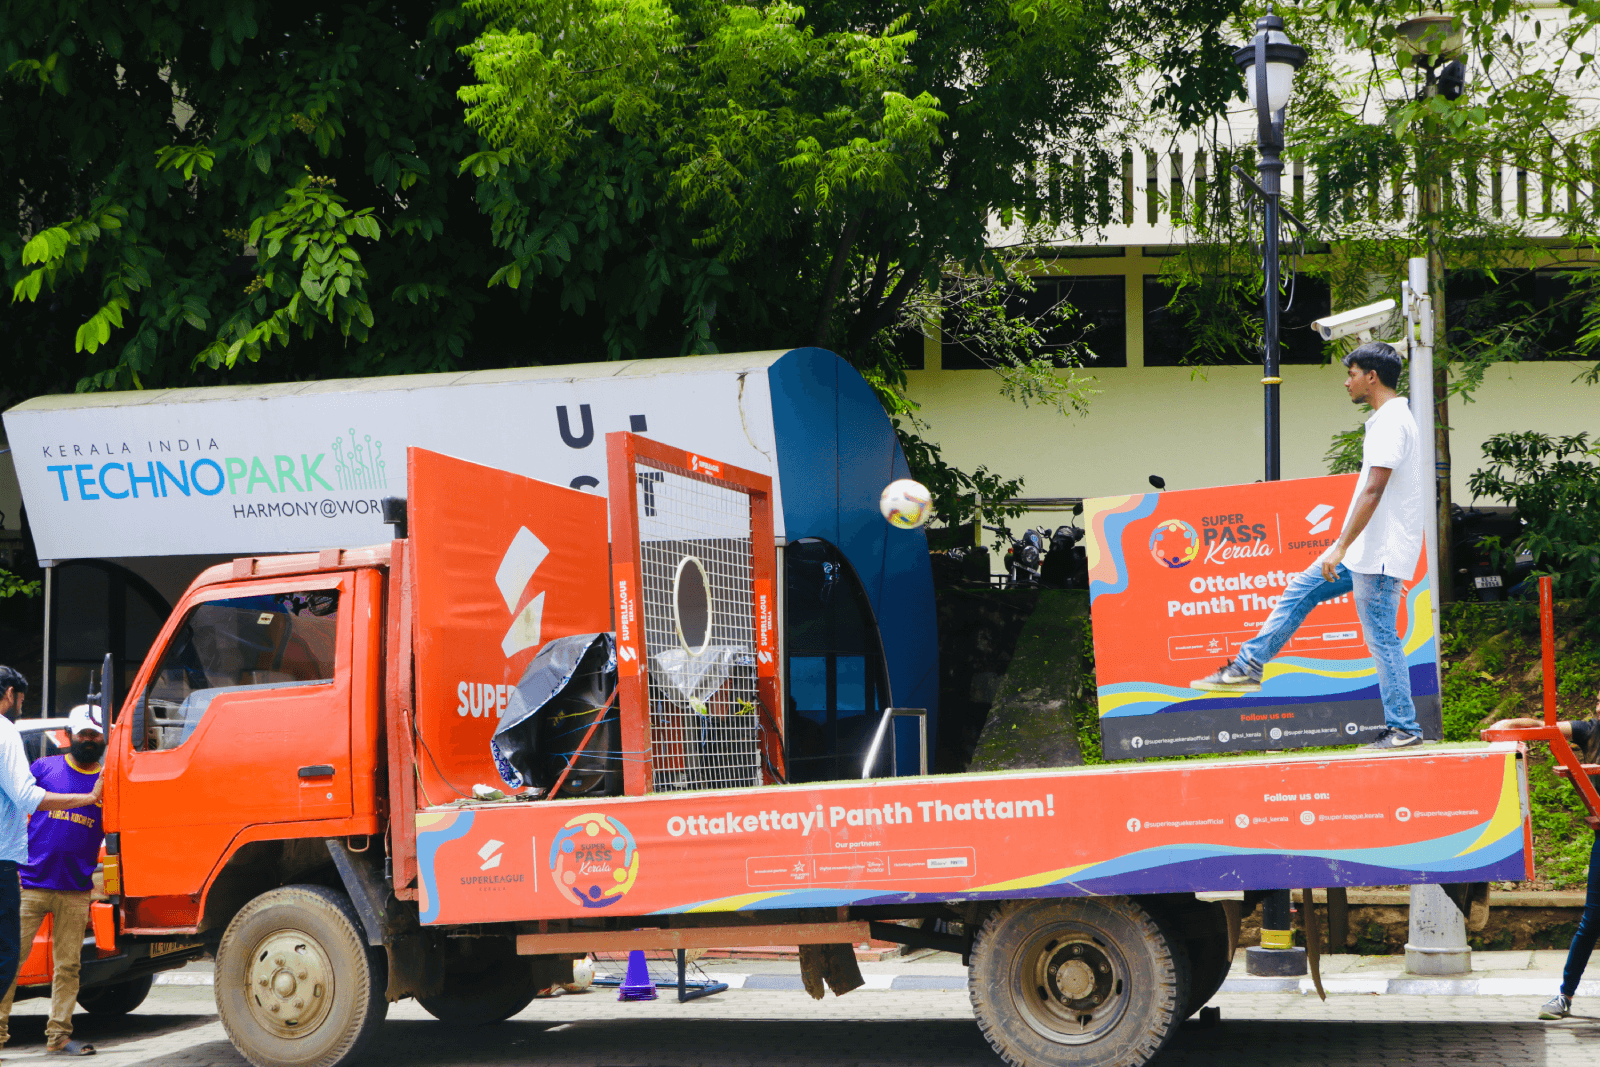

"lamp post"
[1233, 8, 1306, 979]
[1233, 9, 1306, 483]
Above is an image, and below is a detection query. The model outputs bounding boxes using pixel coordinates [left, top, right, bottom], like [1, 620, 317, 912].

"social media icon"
[1395, 807, 1411, 822]
[1300, 811, 1315, 826]
[1127, 818, 1142, 833]
[1235, 814, 1250, 829]
[1217, 730, 1231, 743]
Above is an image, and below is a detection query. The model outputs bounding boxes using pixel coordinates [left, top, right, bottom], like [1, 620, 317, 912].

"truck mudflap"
[413, 744, 1530, 926]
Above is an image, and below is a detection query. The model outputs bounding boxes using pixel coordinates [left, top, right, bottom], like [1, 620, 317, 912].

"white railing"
[990, 135, 1596, 251]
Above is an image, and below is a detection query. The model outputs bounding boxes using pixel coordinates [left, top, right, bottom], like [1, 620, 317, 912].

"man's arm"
[38, 774, 102, 811]
[1482, 717, 1574, 740]
[1321, 466, 1393, 582]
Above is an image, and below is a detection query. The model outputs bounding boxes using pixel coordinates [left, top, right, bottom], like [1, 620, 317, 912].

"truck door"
[115, 574, 355, 903]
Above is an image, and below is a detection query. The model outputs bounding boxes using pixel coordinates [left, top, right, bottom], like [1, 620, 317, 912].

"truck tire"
[969, 897, 1190, 1067]
[77, 973, 153, 1015]
[416, 936, 537, 1025]
[215, 885, 388, 1067]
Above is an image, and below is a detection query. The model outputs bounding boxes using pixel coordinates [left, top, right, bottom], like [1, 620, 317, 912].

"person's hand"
[91, 775, 103, 804]
[1321, 544, 1346, 583]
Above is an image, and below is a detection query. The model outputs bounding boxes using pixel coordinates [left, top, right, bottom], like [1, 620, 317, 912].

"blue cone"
[617, 949, 658, 1001]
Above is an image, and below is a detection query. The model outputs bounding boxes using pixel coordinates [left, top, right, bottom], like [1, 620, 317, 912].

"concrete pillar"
[1405, 883, 1471, 975]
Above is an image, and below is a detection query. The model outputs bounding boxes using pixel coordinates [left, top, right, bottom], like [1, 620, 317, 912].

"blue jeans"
[1561, 830, 1599, 997]
[0, 862, 17, 999]
[1231, 563, 1420, 736]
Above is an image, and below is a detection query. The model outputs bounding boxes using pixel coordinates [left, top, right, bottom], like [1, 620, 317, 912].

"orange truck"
[95, 439, 1536, 1067]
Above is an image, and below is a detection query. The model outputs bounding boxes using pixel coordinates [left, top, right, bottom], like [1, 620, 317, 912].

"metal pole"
[40, 562, 54, 718]
[1405, 258, 1443, 702]
[1245, 17, 1304, 980]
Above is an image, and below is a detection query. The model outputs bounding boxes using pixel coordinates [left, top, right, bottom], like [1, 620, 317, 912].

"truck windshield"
[136, 590, 339, 751]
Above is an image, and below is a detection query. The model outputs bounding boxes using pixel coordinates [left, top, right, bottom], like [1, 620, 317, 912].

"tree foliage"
[1467, 432, 1600, 605]
[456, 0, 1245, 371]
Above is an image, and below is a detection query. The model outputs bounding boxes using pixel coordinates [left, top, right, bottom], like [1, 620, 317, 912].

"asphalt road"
[2, 982, 1597, 1067]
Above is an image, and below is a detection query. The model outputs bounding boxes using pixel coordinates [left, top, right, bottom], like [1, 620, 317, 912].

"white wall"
[904, 360, 1598, 540]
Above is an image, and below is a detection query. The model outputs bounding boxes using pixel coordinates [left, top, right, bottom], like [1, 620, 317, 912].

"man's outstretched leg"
[1352, 570, 1422, 747]
[1191, 565, 1353, 692]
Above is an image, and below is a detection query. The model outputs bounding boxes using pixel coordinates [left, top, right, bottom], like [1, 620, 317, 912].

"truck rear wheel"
[416, 936, 537, 1025]
[77, 973, 153, 1015]
[216, 885, 388, 1067]
[969, 897, 1189, 1067]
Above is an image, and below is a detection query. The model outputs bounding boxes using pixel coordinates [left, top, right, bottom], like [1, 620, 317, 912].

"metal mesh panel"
[636, 468, 760, 792]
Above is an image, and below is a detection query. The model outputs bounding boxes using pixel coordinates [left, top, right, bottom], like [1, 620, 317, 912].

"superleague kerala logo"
[1148, 519, 1200, 569]
[550, 813, 639, 909]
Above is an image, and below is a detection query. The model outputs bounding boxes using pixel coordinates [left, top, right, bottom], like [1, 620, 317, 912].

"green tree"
[456, 0, 1244, 367]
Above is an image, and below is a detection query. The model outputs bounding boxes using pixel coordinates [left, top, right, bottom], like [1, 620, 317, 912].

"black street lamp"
[1233, 9, 1307, 483]
[1233, 8, 1307, 981]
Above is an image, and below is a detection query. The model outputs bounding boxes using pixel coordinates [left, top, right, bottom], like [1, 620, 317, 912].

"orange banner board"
[414, 746, 1524, 924]
[1085, 475, 1440, 759]
[408, 448, 612, 800]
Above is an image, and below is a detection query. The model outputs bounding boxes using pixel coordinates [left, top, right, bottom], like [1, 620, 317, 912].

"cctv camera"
[1310, 298, 1397, 342]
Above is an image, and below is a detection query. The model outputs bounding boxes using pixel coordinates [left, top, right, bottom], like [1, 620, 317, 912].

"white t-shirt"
[0, 715, 46, 865]
[1340, 396, 1424, 577]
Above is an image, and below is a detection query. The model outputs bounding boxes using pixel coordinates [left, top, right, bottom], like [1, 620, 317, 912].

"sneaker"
[1363, 728, 1422, 750]
[1539, 993, 1571, 1019]
[1190, 663, 1261, 693]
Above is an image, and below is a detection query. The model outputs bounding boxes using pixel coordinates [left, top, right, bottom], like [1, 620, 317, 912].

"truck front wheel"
[968, 897, 1189, 1067]
[216, 885, 388, 1067]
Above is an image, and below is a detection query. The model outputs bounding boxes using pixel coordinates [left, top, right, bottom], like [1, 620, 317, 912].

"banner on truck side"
[412, 746, 1524, 924]
[1084, 475, 1441, 759]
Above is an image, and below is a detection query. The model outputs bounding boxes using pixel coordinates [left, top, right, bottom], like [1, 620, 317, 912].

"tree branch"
[812, 212, 864, 347]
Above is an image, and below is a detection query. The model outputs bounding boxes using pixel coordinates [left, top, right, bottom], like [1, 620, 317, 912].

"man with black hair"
[0, 668, 102, 1056]
[1190, 342, 1427, 749]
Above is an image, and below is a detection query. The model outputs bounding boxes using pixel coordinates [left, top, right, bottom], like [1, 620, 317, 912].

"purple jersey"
[21, 756, 102, 892]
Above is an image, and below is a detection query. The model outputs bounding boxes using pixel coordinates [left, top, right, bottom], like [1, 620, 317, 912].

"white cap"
[67, 704, 106, 737]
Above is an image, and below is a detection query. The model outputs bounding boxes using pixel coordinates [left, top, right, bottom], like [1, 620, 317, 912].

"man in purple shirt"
[0, 701, 105, 1057]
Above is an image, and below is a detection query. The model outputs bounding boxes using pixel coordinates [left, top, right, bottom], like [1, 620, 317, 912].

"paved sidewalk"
[152, 948, 1598, 996]
[6, 986, 1600, 1067]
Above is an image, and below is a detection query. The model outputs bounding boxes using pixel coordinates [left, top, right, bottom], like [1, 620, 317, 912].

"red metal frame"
[1481, 575, 1600, 829]
[606, 431, 784, 796]
[384, 537, 421, 898]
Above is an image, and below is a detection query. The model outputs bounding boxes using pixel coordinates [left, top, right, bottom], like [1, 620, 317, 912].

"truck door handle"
[298, 765, 335, 779]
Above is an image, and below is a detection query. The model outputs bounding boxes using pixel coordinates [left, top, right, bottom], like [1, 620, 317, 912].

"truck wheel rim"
[245, 929, 336, 1039]
[1009, 924, 1130, 1045]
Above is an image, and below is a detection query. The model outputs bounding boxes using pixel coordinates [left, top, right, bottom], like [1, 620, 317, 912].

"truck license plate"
[1474, 575, 1503, 589]
[148, 941, 203, 958]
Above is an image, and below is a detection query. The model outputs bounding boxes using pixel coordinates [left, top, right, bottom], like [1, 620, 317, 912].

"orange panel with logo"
[407, 447, 612, 803]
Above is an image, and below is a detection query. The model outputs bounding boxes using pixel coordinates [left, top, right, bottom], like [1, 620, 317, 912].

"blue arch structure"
[766, 348, 939, 764]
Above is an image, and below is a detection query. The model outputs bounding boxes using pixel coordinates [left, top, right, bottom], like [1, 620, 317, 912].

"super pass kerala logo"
[549, 813, 639, 909]
[1148, 519, 1200, 569]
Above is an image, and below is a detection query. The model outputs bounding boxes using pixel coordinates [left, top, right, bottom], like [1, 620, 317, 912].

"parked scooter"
[1041, 524, 1089, 590]
[1451, 505, 1533, 602]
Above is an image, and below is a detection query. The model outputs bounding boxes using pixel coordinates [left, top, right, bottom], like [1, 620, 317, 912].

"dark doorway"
[48, 560, 170, 720]
[783, 539, 892, 783]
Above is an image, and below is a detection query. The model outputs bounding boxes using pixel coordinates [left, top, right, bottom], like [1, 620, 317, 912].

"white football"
[879, 479, 933, 529]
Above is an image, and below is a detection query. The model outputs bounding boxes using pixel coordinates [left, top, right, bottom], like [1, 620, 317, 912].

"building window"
[48, 560, 170, 720]
[783, 538, 891, 783]
[1144, 274, 1330, 366]
[942, 275, 1127, 369]
[1446, 269, 1591, 360]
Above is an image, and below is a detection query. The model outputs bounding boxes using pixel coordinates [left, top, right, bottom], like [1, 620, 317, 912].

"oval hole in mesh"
[673, 556, 712, 655]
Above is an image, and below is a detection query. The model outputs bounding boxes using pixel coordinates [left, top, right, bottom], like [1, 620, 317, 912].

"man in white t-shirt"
[1189, 342, 1426, 749]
